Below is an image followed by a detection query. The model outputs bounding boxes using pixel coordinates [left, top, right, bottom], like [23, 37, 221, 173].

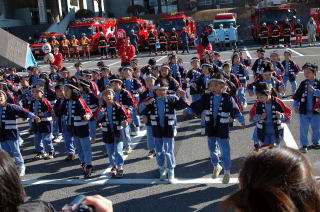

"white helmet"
[131, 29, 134, 33]
[172, 28, 176, 31]
[160, 28, 164, 32]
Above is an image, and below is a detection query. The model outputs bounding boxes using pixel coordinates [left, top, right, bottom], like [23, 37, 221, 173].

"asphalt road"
[19, 43, 320, 211]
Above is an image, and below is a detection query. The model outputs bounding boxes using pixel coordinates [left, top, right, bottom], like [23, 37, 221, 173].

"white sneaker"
[300, 146, 308, 153]
[159, 168, 167, 181]
[53, 135, 63, 143]
[19, 166, 26, 177]
[222, 173, 230, 184]
[19, 137, 24, 146]
[212, 164, 223, 179]
[124, 146, 133, 154]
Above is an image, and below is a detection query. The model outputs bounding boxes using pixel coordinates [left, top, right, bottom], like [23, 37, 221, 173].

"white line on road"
[107, 60, 121, 67]
[243, 47, 252, 59]
[156, 56, 167, 62]
[286, 48, 304, 57]
[283, 123, 299, 150]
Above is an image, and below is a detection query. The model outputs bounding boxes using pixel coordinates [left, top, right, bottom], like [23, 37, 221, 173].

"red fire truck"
[311, 8, 320, 37]
[30, 32, 64, 58]
[159, 12, 196, 46]
[116, 17, 157, 49]
[251, 0, 296, 41]
[67, 17, 116, 53]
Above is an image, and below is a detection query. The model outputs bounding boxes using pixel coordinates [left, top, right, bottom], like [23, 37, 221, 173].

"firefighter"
[70, 35, 80, 61]
[81, 33, 91, 60]
[158, 28, 167, 54]
[169, 28, 179, 53]
[98, 32, 108, 59]
[294, 19, 304, 47]
[61, 35, 70, 61]
[283, 18, 292, 48]
[129, 29, 139, 55]
[108, 34, 117, 58]
[259, 22, 269, 48]
[180, 27, 190, 53]
[51, 36, 60, 48]
[148, 29, 157, 55]
[217, 24, 226, 51]
[271, 20, 280, 48]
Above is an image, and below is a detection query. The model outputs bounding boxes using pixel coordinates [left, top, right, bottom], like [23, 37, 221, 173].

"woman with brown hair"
[222, 147, 320, 212]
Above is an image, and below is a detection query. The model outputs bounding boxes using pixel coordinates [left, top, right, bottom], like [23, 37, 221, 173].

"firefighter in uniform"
[81, 33, 91, 60]
[158, 28, 167, 54]
[108, 34, 117, 58]
[294, 19, 304, 47]
[148, 29, 157, 55]
[283, 18, 292, 47]
[51, 36, 60, 48]
[260, 22, 269, 48]
[61, 35, 70, 61]
[271, 20, 280, 48]
[98, 32, 108, 59]
[169, 28, 179, 53]
[70, 35, 80, 61]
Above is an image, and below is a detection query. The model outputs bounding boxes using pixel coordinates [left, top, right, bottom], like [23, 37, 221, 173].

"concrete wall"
[15, 8, 33, 25]
[105, 0, 131, 17]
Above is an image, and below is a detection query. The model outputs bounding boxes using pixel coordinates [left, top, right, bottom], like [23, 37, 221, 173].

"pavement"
[18, 43, 320, 211]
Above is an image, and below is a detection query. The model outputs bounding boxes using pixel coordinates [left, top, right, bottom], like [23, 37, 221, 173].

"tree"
[75, 9, 95, 19]
[127, 5, 147, 16]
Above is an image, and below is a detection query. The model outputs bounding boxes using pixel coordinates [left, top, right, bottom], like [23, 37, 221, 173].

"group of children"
[0, 47, 319, 184]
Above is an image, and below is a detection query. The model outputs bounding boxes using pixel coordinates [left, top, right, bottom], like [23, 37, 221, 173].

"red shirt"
[197, 43, 212, 61]
[53, 53, 63, 70]
[118, 44, 136, 62]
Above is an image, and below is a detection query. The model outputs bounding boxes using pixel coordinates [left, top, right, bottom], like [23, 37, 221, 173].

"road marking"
[283, 123, 299, 150]
[243, 47, 252, 59]
[286, 48, 304, 56]
[107, 60, 121, 67]
[282, 99, 294, 102]
[156, 56, 167, 62]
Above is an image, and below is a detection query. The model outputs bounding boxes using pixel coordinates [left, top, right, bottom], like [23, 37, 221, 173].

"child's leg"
[115, 141, 124, 168]
[164, 137, 176, 170]
[283, 76, 289, 92]
[290, 80, 297, 94]
[106, 143, 115, 167]
[89, 120, 97, 140]
[62, 122, 75, 155]
[154, 137, 165, 168]
[73, 136, 85, 164]
[1, 140, 24, 168]
[42, 133, 55, 153]
[34, 133, 44, 153]
[299, 114, 311, 147]
[121, 126, 132, 148]
[311, 114, 320, 145]
[146, 125, 155, 150]
[208, 137, 219, 167]
[217, 138, 231, 172]
[132, 109, 141, 129]
[237, 84, 247, 105]
[79, 136, 92, 166]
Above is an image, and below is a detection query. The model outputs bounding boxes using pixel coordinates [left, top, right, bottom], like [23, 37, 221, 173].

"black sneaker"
[34, 152, 44, 159]
[311, 143, 320, 149]
[47, 152, 55, 159]
[84, 165, 93, 178]
[110, 166, 117, 177]
[115, 168, 124, 178]
[147, 150, 156, 159]
[81, 163, 86, 174]
[64, 154, 76, 161]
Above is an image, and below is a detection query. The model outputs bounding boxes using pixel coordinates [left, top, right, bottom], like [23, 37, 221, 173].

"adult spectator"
[307, 17, 317, 46]
[180, 27, 190, 54]
[118, 37, 136, 67]
[52, 46, 63, 71]
[196, 34, 212, 64]
[222, 147, 320, 212]
[129, 29, 139, 54]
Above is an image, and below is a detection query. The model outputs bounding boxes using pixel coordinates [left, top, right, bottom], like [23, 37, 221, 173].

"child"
[231, 53, 249, 108]
[0, 91, 40, 176]
[168, 54, 184, 86]
[49, 64, 60, 86]
[133, 67, 146, 88]
[239, 50, 252, 68]
[252, 48, 266, 77]
[62, 77, 93, 178]
[97, 66, 112, 92]
[7, 67, 20, 86]
[159, 64, 184, 96]
[91, 70, 101, 85]
[110, 76, 135, 154]
[58, 67, 70, 85]
[53, 84, 76, 161]
[212, 52, 223, 68]
[184, 73, 245, 184]
[141, 58, 157, 77]
[81, 70, 99, 97]
[250, 82, 291, 149]
[29, 66, 40, 86]
[270, 51, 285, 77]
[293, 63, 320, 153]
[29, 85, 55, 159]
[79, 79, 99, 143]
[17, 76, 32, 109]
[282, 50, 300, 96]
[140, 79, 188, 182]
[122, 66, 143, 136]
[138, 76, 157, 158]
[98, 89, 129, 178]
[74, 62, 83, 79]
[187, 57, 202, 103]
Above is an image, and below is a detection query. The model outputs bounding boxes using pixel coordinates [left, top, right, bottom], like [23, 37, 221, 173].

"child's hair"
[259, 60, 274, 73]
[79, 79, 91, 94]
[8, 67, 16, 72]
[50, 64, 58, 71]
[302, 62, 318, 74]
[154, 78, 169, 89]
[222, 61, 231, 69]
[213, 51, 220, 56]
[255, 82, 274, 96]
[67, 76, 81, 100]
[60, 67, 70, 73]
[148, 58, 156, 66]
[54, 84, 63, 90]
[284, 50, 292, 57]
[231, 53, 240, 64]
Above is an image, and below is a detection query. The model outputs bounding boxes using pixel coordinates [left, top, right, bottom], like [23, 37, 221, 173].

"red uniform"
[115, 29, 126, 49]
[197, 43, 213, 61]
[118, 44, 136, 63]
[53, 53, 63, 70]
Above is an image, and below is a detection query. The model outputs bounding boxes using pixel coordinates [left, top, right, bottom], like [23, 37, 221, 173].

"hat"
[161, 63, 171, 69]
[82, 70, 92, 76]
[208, 78, 226, 84]
[284, 50, 292, 55]
[91, 69, 100, 74]
[32, 85, 44, 93]
[302, 63, 318, 72]
[190, 57, 200, 63]
[219, 24, 223, 27]
[201, 63, 213, 69]
[59, 68, 69, 73]
[153, 83, 169, 90]
[0, 90, 7, 99]
[222, 61, 231, 68]
[65, 78, 80, 91]
[109, 76, 123, 84]
[122, 66, 134, 72]
[145, 75, 157, 81]
[101, 66, 110, 71]
[79, 79, 91, 87]
[101, 88, 115, 96]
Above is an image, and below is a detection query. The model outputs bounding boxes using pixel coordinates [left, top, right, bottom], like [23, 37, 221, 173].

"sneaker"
[311, 143, 320, 149]
[34, 152, 45, 159]
[159, 168, 167, 181]
[81, 163, 86, 174]
[84, 165, 93, 178]
[47, 152, 55, 159]
[53, 135, 63, 143]
[212, 164, 223, 179]
[300, 146, 308, 153]
[19, 137, 24, 146]
[147, 150, 156, 159]
[18, 166, 26, 177]
[222, 173, 230, 184]
[124, 146, 133, 154]
[110, 167, 117, 177]
[90, 138, 96, 143]
[64, 154, 76, 161]
[201, 128, 206, 136]
[168, 169, 175, 182]
[115, 168, 124, 178]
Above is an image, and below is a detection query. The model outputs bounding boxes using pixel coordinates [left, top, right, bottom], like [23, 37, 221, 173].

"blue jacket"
[122, 78, 143, 100]
[294, 79, 320, 114]
[228, 27, 238, 41]
[29, 98, 53, 133]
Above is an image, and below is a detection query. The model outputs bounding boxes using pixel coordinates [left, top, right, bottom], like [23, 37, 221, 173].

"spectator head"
[222, 147, 320, 212]
[148, 58, 157, 67]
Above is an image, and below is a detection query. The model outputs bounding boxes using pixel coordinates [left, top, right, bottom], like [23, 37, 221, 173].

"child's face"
[133, 70, 141, 78]
[233, 55, 240, 64]
[54, 47, 59, 53]
[145, 78, 155, 90]
[191, 61, 199, 68]
[38, 80, 45, 87]
[257, 52, 264, 58]
[130, 62, 137, 68]
[82, 75, 91, 81]
[21, 79, 29, 87]
[284, 53, 291, 60]
[55, 88, 65, 98]
[155, 89, 167, 98]
[9, 70, 15, 75]
[32, 89, 43, 99]
[304, 68, 316, 81]
[171, 57, 177, 63]
[92, 73, 100, 80]
[152, 69, 160, 78]
[123, 70, 132, 79]
[102, 91, 114, 104]
[209, 81, 226, 95]
[111, 82, 122, 91]
[79, 85, 84, 92]
[270, 54, 277, 62]
[262, 73, 272, 81]
[101, 70, 110, 77]
[50, 67, 57, 73]
[256, 92, 270, 103]
[223, 66, 231, 74]
[202, 66, 210, 75]
[60, 72, 69, 79]
[32, 69, 39, 75]
[64, 86, 72, 100]
[213, 54, 220, 61]
[76, 66, 82, 72]
[0, 93, 6, 106]
[160, 68, 169, 78]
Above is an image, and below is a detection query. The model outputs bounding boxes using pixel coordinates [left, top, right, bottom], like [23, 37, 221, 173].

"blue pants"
[62, 120, 75, 155]
[201, 110, 206, 126]
[146, 125, 155, 150]
[121, 126, 132, 148]
[28, 118, 34, 131]
[52, 120, 61, 137]
[191, 94, 201, 103]
[237, 82, 247, 105]
[154, 137, 176, 169]
[89, 120, 97, 139]
[131, 109, 141, 127]
[73, 136, 92, 165]
[283, 76, 297, 94]
[208, 137, 231, 170]
[182, 42, 189, 52]
[0, 140, 24, 167]
[299, 113, 320, 146]
[105, 141, 124, 168]
[34, 133, 54, 153]
[252, 124, 278, 145]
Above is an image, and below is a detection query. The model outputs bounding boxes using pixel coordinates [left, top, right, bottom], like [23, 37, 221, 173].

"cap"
[0, 90, 7, 99]
[201, 63, 213, 69]
[65, 78, 80, 91]
[79, 79, 91, 87]
[32, 85, 44, 93]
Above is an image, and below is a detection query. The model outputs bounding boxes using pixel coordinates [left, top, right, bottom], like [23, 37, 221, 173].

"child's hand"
[183, 109, 190, 116]
[142, 116, 148, 124]
[308, 86, 315, 92]
[229, 118, 234, 123]
[145, 98, 155, 105]
[276, 111, 281, 118]
[261, 113, 267, 120]
[34, 116, 41, 122]
[294, 108, 299, 114]
[177, 90, 186, 97]
[98, 123, 102, 128]
[83, 114, 91, 120]
[122, 120, 128, 127]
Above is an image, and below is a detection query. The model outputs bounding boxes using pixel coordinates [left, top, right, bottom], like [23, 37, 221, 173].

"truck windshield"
[259, 9, 293, 24]
[159, 18, 185, 31]
[213, 21, 236, 29]
[117, 23, 139, 34]
[69, 26, 93, 38]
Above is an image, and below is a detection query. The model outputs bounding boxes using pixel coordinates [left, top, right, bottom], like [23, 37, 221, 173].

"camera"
[62, 195, 94, 212]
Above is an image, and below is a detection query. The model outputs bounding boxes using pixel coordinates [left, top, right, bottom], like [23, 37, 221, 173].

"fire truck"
[251, 0, 296, 41]
[30, 32, 64, 58]
[311, 8, 320, 37]
[116, 17, 157, 49]
[67, 17, 116, 53]
[159, 12, 196, 46]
